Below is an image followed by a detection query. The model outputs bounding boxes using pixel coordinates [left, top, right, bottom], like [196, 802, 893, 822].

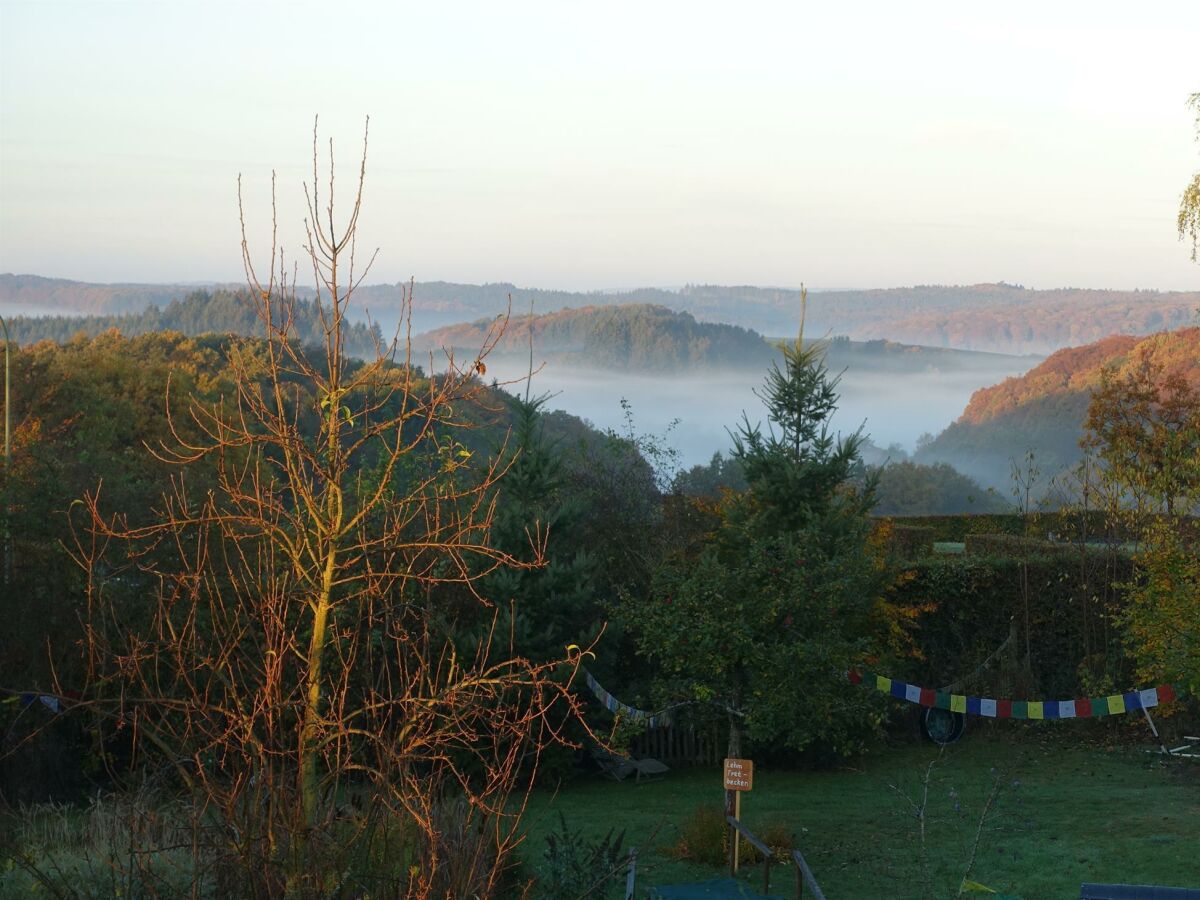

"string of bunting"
[582, 670, 673, 728]
[848, 669, 1180, 719]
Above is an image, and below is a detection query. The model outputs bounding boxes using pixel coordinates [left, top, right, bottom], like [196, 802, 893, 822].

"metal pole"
[1141, 706, 1171, 756]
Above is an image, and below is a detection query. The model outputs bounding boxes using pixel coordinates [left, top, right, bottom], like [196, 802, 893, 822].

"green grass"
[519, 739, 1200, 899]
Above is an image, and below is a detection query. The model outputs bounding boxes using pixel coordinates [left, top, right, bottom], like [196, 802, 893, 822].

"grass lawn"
[519, 737, 1200, 899]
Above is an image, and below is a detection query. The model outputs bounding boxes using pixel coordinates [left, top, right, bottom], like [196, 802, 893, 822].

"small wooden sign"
[723, 757, 753, 792]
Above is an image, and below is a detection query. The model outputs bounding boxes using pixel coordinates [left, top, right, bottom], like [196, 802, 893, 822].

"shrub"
[666, 804, 728, 867]
[534, 813, 628, 899]
[741, 817, 795, 864]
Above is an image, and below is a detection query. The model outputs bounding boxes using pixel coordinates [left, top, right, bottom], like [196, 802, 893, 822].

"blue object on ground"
[648, 879, 785, 899]
[1080, 885, 1200, 899]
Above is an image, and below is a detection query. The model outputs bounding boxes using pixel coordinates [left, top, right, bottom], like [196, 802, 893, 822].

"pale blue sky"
[2, 0, 1198, 290]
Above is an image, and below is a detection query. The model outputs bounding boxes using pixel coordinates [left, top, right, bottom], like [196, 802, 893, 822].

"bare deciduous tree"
[70, 119, 592, 897]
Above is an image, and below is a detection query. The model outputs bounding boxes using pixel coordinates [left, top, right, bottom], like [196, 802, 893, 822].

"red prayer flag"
[1157, 684, 1176, 704]
[919, 688, 935, 707]
[996, 699, 1012, 718]
[1074, 698, 1093, 717]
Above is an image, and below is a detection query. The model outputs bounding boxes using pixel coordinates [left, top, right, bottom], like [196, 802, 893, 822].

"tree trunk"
[300, 547, 337, 830]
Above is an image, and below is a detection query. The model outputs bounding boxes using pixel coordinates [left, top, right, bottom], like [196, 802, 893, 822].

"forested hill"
[916, 327, 1200, 491]
[374, 281, 1200, 354]
[3, 289, 383, 358]
[415, 304, 775, 372]
[8, 274, 1197, 355]
[0, 273, 237, 315]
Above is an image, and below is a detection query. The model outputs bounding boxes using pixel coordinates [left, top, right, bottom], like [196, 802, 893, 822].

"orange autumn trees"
[1083, 356, 1200, 703]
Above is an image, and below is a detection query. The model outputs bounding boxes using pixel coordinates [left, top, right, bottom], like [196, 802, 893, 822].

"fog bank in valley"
[481, 356, 1036, 471]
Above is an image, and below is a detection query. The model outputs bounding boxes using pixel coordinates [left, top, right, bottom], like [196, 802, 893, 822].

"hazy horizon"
[2, 272, 1199, 296]
[3, 1, 1198, 292]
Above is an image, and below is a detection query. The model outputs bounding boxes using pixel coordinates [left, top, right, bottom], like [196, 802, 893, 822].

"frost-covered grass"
[520, 738, 1200, 899]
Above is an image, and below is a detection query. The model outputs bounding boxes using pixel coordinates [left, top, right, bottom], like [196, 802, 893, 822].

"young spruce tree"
[623, 288, 903, 762]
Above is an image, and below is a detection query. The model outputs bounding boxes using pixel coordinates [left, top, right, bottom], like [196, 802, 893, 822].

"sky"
[1, 0, 1199, 292]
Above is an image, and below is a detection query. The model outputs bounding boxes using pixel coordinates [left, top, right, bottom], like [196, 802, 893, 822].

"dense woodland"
[416, 304, 775, 372]
[415, 304, 1036, 375]
[2, 289, 384, 358]
[920, 327, 1200, 494]
[6, 272, 1197, 354]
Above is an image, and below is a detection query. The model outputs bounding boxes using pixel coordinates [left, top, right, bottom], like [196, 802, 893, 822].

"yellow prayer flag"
[1027, 701, 1044, 719]
[1107, 694, 1125, 715]
[950, 694, 967, 713]
[875, 675, 891, 694]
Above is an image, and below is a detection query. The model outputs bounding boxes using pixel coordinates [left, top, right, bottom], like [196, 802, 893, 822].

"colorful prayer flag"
[845, 669, 1182, 721]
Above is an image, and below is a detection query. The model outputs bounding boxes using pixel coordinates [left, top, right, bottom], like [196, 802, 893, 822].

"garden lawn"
[519, 739, 1200, 899]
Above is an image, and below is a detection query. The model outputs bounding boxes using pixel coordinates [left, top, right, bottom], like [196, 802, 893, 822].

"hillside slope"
[414, 304, 1035, 375]
[7, 274, 1196, 355]
[2, 290, 383, 359]
[917, 327, 1200, 491]
[415, 304, 774, 372]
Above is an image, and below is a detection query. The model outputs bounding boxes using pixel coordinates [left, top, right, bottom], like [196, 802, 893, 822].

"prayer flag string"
[583, 670, 673, 728]
[848, 669, 1179, 719]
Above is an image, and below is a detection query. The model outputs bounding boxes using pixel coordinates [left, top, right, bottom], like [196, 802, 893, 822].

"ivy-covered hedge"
[893, 552, 1135, 700]
[884, 512, 1138, 544]
[963, 533, 1074, 557]
[883, 513, 1027, 542]
[885, 524, 936, 559]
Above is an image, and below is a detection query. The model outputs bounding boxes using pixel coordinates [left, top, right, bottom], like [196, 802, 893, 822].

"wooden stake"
[733, 790, 742, 874]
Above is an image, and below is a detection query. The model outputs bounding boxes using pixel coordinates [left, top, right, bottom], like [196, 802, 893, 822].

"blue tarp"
[649, 879, 785, 900]
[1080, 885, 1200, 899]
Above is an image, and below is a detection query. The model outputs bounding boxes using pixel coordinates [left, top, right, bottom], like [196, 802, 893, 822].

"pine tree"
[486, 391, 600, 664]
[621, 290, 903, 763]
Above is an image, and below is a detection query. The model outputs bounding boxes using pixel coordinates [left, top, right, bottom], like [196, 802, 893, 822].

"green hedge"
[886, 524, 936, 559]
[884, 511, 1156, 544]
[893, 552, 1134, 700]
[885, 513, 1027, 541]
[964, 533, 1071, 557]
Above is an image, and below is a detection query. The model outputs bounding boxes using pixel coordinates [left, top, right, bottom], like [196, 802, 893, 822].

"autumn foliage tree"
[70, 122, 589, 897]
[1083, 359, 1200, 700]
[1179, 92, 1200, 261]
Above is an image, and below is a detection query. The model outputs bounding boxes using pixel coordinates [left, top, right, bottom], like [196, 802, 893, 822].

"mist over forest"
[0, 283, 1042, 481]
[478, 354, 1036, 470]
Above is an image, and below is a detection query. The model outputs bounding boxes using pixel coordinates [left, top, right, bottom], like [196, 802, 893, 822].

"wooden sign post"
[723, 757, 754, 874]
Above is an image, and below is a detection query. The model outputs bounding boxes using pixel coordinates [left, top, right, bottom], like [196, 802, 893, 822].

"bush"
[666, 805, 728, 867]
[741, 817, 795, 864]
[534, 813, 628, 899]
